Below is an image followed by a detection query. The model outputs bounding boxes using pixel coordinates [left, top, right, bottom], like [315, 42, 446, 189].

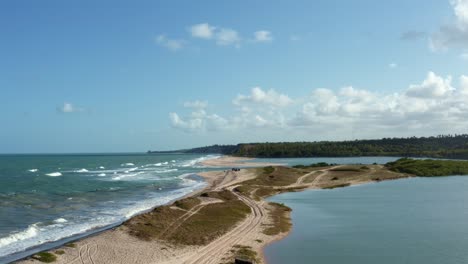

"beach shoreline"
[15, 156, 285, 264]
[15, 159, 409, 264]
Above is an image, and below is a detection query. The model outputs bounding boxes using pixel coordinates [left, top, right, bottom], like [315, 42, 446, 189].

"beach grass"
[31, 252, 56, 263]
[174, 197, 201, 210]
[262, 202, 292, 236]
[169, 199, 250, 245]
[125, 190, 250, 245]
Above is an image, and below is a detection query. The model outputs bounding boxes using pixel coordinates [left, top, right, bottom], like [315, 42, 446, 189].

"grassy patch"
[126, 190, 250, 246]
[125, 205, 185, 241]
[169, 199, 250, 245]
[293, 162, 333, 169]
[263, 166, 275, 174]
[330, 166, 363, 172]
[263, 202, 292, 236]
[64, 243, 76, 248]
[232, 245, 258, 263]
[386, 158, 468, 176]
[54, 250, 65, 255]
[32, 252, 57, 263]
[174, 197, 200, 210]
[245, 166, 304, 187]
[233, 185, 255, 197]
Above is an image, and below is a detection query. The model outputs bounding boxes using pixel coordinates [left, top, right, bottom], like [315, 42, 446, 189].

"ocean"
[0, 153, 220, 263]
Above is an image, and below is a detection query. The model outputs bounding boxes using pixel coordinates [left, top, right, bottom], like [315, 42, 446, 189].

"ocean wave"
[53, 218, 67, 224]
[121, 163, 135, 167]
[45, 172, 62, 177]
[155, 169, 178, 173]
[0, 176, 207, 259]
[75, 168, 89, 173]
[124, 167, 138, 173]
[112, 172, 144, 181]
[180, 155, 221, 167]
[0, 223, 39, 247]
[98, 173, 106, 177]
[28, 169, 38, 173]
[99, 166, 105, 169]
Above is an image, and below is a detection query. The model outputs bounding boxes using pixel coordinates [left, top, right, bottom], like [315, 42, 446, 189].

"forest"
[150, 135, 468, 159]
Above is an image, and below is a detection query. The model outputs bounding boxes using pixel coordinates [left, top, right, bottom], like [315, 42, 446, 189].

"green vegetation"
[174, 197, 201, 210]
[293, 162, 332, 169]
[170, 199, 250, 245]
[160, 134, 468, 159]
[231, 245, 259, 264]
[64, 243, 76, 248]
[32, 252, 57, 263]
[386, 158, 468, 176]
[125, 190, 250, 245]
[263, 202, 292, 236]
[54, 250, 65, 255]
[247, 166, 303, 186]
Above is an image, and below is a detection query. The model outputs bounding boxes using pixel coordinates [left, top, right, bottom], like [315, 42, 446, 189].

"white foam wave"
[76, 168, 89, 173]
[124, 167, 138, 173]
[98, 173, 106, 177]
[121, 163, 135, 167]
[0, 224, 39, 247]
[180, 155, 221, 167]
[154, 168, 178, 173]
[53, 218, 67, 224]
[28, 169, 38, 173]
[112, 172, 144, 181]
[99, 166, 105, 169]
[45, 172, 62, 177]
[0, 175, 207, 259]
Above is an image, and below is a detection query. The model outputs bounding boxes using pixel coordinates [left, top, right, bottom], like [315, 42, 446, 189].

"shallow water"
[265, 176, 468, 264]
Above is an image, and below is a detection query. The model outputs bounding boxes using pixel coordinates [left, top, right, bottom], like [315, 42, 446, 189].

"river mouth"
[265, 176, 468, 264]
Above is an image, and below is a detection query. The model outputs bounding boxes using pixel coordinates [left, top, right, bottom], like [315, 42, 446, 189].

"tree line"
[149, 134, 468, 159]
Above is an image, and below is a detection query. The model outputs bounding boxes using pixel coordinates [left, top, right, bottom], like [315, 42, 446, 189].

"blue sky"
[1, 0, 468, 153]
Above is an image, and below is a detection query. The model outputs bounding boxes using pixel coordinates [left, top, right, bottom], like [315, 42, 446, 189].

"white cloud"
[233, 87, 293, 107]
[57, 102, 83, 113]
[253, 30, 273, 42]
[215, 28, 241, 46]
[155, 35, 184, 51]
[188, 23, 274, 47]
[388, 63, 398, 68]
[430, 0, 468, 51]
[169, 71, 468, 138]
[189, 23, 215, 39]
[406, 71, 453, 98]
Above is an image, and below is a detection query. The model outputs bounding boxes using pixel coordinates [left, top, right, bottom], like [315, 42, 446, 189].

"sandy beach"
[17, 159, 408, 264]
[16, 157, 289, 264]
[200, 156, 283, 168]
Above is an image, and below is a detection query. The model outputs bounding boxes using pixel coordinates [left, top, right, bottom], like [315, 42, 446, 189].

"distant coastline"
[147, 134, 468, 160]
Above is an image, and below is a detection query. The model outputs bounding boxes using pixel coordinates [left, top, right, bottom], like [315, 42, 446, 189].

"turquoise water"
[265, 176, 468, 264]
[0, 153, 219, 262]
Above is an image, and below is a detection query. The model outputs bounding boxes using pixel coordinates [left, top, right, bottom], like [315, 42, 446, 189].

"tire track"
[182, 189, 266, 264]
